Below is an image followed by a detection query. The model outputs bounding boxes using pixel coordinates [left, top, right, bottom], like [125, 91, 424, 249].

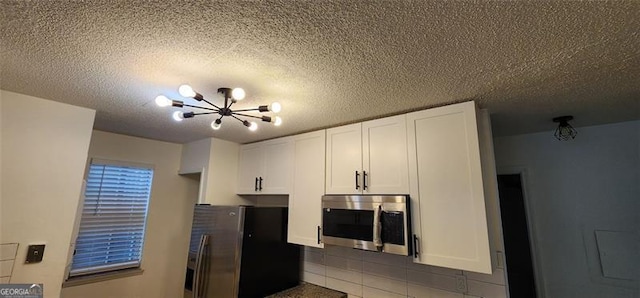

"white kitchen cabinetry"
[407, 101, 496, 274]
[237, 143, 263, 194]
[325, 114, 409, 194]
[325, 123, 362, 194]
[287, 130, 326, 248]
[237, 138, 293, 195]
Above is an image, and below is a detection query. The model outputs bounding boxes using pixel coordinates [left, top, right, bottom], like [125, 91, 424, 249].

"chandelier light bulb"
[172, 111, 184, 122]
[155, 95, 171, 107]
[269, 102, 282, 113]
[248, 121, 258, 131]
[231, 88, 246, 100]
[211, 119, 222, 130]
[273, 116, 283, 126]
[179, 84, 196, 98]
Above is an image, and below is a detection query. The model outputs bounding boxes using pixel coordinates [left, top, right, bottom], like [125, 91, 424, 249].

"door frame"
[498, 166, 546, 298]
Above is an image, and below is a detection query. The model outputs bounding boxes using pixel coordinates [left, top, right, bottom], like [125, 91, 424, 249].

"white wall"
[179, 138, 211, 175]
[0, 90, 95, 297]
[61, 131, 199, 298]
[493, 120, 640, 297]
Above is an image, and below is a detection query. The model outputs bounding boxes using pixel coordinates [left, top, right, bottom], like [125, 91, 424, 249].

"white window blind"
[70, 161, 153, 277]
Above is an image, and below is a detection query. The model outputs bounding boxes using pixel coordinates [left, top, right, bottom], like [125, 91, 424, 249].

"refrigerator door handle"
[193, 234, 210, 298]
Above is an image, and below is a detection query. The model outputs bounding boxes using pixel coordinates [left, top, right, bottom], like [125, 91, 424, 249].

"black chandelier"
[552, 115, 577, 141]
[155, 85, 281, 131]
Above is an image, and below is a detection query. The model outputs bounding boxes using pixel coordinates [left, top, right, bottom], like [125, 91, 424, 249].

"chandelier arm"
[183, 104, 219, 112]
[232, 108, 261, 112]
[201, 99, 221, 110]
[230, 115, 246, 123]
[191, 112, 218, 116]
[233, 112, 262, 120]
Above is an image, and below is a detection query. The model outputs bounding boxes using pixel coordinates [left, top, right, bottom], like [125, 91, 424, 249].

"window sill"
[62, 268, 144, 288]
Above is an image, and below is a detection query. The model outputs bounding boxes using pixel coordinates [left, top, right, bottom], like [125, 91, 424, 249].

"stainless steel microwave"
[321, 195, 412, 256]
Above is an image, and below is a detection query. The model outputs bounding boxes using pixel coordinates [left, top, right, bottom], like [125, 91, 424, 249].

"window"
[70, 160, 154, 277]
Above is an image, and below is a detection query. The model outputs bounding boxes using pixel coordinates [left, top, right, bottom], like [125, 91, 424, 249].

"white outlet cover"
[455, 275, 468, 292]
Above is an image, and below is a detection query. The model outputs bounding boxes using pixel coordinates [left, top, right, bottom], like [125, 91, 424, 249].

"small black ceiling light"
[553, 115, 577, 141]
[155, 85, 282, 132]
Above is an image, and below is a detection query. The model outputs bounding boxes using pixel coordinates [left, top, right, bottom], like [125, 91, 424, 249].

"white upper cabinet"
[237, 138, 293, 195]
[407, 101, 495, 274]
[262, 139, 293, 194]
[362, 115, 410, 194]
[326, 115, 409, 195]
[325, 123, 363, 194]
[287, 130, 326, 248]
[237, 143, 264, 194]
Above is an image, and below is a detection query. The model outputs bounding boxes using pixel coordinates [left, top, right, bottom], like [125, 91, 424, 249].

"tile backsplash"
[0, 243, 19, 283]
[302, 245, 507, 298]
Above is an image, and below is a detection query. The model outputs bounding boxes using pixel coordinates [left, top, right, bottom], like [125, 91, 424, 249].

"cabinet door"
[325, 123, 363, 194]
[407, 101, 492, 274]
[362, 115, 410, 194]
[288, 130, 325, 247]
[261, 138, 293, 194]
[237, 143, 263, 194]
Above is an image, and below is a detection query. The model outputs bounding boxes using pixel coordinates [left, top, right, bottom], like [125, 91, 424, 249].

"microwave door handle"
[373, 205, 383, 251]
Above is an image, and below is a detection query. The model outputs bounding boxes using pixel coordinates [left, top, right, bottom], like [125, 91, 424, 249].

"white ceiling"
[1, 1, 638, 144]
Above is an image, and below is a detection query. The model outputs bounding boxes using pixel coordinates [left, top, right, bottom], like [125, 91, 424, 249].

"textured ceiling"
[1, 1, 638, 144]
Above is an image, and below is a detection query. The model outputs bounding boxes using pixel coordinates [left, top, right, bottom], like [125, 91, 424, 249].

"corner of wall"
[1, 90, 95, 297]
[477, 109, 506, 268]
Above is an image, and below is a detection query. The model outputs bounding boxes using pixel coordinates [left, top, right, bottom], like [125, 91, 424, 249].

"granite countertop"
[266, 283, 347, 298]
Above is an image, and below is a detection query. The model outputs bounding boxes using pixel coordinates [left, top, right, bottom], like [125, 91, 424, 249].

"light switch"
[25, 244, 45, 264]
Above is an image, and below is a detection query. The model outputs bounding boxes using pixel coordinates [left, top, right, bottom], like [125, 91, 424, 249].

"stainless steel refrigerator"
[184, 205, 300, 298]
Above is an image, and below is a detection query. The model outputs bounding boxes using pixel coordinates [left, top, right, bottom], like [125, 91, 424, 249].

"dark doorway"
[498, 174, 537, 298]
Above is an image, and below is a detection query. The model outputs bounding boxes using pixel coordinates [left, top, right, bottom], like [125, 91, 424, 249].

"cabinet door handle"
[317, 226, 321, 244]
[363, 171, 368, 191]
[254, 177, 258, 192]
[259, 177, 263, 191]
[413, 234, 420, 258]
[355, 171, 360, 190]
